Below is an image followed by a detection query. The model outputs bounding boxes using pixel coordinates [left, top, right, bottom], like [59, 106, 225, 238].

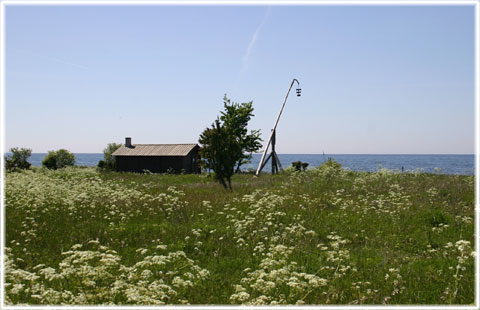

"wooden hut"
[112, 137, 200, 173]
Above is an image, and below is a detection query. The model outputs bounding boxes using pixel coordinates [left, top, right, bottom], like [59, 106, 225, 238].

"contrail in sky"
[45, 55, 89, 70]
[17, 49, 89, 70]
[233, 7, 272, 93]
[242, 6, 272, 71]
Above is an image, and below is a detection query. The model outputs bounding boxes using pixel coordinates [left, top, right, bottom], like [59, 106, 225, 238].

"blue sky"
[5, 4, 475, 154]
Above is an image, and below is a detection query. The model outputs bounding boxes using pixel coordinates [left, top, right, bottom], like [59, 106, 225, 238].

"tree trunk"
[217, 176, 228, 189]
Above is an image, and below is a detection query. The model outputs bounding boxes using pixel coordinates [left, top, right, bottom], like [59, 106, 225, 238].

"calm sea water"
[24, 153, 475, 175]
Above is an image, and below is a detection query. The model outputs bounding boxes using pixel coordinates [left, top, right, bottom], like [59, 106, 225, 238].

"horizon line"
[14, 152, 477, 156]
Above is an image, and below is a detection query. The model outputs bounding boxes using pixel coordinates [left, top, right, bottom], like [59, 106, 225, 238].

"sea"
[23, 153, 475, 175]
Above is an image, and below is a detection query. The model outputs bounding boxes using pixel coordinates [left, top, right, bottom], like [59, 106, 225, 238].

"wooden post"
[271, 129, 276, 174]
[255, 78, 300, 176]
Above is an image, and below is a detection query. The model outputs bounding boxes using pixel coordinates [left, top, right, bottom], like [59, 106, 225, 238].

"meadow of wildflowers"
[4, 165, 475, 305]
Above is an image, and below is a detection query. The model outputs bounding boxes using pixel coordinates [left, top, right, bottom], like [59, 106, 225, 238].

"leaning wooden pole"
[256, 78, 300, 176]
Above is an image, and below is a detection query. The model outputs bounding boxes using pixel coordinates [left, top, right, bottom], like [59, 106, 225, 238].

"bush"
[99, 143, 121, 171]
[318, 158, 342, 170]
[291, 161, 309, 171]
[42, 152, 57, 169]
[42, 149, 75, 170]
[5, 147, 32, 171]
[56, 149, 75, 168]
[97, 160, 106, 170]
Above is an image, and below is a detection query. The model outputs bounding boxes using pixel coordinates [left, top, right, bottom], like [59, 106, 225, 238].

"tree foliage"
[199, 95, 262, 189]
[5, 147, 32, 171]
[42, 149, 75, 170]
[219, 95, 262, 172]
[98, 143, 121, 171]
[199, 119, 241, 189]
[42, 152, 57, 170]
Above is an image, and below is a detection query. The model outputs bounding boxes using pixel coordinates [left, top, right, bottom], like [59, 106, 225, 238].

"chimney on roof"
[125, 137, 132, 148]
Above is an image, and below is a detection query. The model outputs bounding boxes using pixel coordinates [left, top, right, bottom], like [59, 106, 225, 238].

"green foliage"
[199, 95, 262, 189]
[319, 157, 342, 170]
[199, 118, 242, 189]
[99, 143, 121, 171]
[42, 152, 57, 169]
[4, 167, 475, 305]
[219, 95, 262, 172]
[423, 209, 450, 227]
[97, 160, 106, 170]
[291, 161, 309, 171]
[42, 149, 75, 170]
[56, 149, 75, 169]
[5, 147, 32, 171]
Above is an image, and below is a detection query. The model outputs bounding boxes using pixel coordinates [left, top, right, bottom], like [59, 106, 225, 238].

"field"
[4, 165, 475, 305]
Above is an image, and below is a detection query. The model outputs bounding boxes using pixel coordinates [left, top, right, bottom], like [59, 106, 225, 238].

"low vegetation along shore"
[5, 165, 475, 305]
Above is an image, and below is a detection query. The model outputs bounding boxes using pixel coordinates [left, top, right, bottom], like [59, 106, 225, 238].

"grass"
[4, 165, 475, 305]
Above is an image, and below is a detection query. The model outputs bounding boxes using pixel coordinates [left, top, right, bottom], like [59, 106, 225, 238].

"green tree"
[199, 118, 242, 190]
[42, 151, 57, 169]
[56, 149, 75, 168]
[42, 149, 75, 170]
[99, 143, 121, 171]
[5, 147, 32, 171]
[199, 95, 261, 189]
[219, 95, 262, 172]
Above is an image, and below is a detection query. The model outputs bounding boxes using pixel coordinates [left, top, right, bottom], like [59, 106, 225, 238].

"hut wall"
[116, 156, 184, 173]
[182, 148, 200, 173]
[182, 154, 193, 173]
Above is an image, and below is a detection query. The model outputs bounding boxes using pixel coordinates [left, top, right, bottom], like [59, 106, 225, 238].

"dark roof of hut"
[112, 144, 198, 157]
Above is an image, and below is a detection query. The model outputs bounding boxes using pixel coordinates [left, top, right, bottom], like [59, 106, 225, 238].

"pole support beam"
[256, 78, 300, 176]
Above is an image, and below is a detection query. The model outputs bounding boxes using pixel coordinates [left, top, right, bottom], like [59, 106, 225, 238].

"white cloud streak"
[17, 49, 89, 70]
[44, 55, 89, 70]
[242, 6, 271, 71]
[233, 6, 271, 92]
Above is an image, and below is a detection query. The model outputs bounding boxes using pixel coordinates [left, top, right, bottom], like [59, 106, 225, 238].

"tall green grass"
[4, 166, 474, 305]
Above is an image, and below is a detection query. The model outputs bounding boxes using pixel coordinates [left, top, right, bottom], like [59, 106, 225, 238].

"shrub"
[56, 149, 75, 168]
[318, 158, 342, 170]
[291, 161, 309, 171]
[97, 160, 106, 170]
[99, 143, 121, 171]
[315, 158, 343, 183]
[5, 147, 32, 171]
[42, 149, 75, 170]
[42, 151, 57, 169]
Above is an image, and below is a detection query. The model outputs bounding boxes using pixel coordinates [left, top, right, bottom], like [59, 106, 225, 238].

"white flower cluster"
[440, 240, 474, 303]
[6, 170, 191, 252]
[455, 215, 472, 225]
[155, 186, 189, 223]
[335, 178, 411, 221]
[382, 267, 405, 304]
[319, 233, 355, 279]
[5, 241, 209, 305]
[230, 244, 327, 305]
[431, 223, 449, 233]
[222, 190, 329, 304]
[350, 281, 377, 304]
